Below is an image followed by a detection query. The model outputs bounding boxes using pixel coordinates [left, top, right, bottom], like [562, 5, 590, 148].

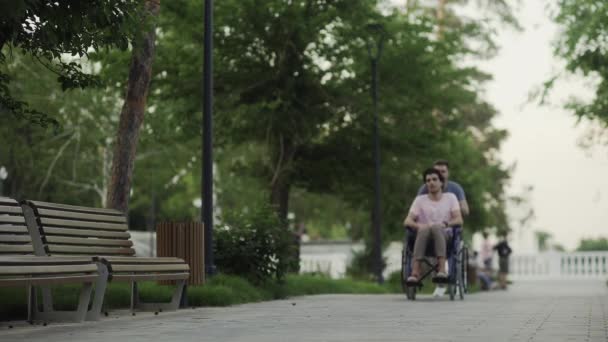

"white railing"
[300, 241, 608, 280]
[299, 241, 402, 279]
[510, 251, 608, 280]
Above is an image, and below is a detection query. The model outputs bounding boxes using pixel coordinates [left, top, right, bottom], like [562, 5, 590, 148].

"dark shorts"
[499, 257, 509, 273]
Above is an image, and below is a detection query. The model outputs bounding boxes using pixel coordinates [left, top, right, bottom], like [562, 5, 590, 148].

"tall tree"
[107, 0, 160, 212]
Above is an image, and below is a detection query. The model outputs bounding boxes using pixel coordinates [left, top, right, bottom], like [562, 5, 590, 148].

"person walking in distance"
[494, 235, 513, 290]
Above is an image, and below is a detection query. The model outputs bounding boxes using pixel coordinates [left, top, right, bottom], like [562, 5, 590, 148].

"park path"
[2, 280, 607, 342]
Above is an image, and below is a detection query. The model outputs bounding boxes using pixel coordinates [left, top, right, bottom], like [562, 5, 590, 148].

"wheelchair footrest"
[432, 276, 449, 284]
[405, 280, 420, 287]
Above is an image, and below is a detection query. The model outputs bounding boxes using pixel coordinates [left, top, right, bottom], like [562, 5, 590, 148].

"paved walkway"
[2, 280, 607, 342]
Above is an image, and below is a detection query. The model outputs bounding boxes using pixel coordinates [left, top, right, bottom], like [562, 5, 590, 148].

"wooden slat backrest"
[27, 200, 135, 257]
[0, 197, 33, 255]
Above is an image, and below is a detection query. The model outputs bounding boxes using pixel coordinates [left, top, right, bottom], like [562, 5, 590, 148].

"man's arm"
[404, 211, 425, 230]
[459, 199, 470, 216]
[447, 209, 463, 227]
[452, 182, 469, 216]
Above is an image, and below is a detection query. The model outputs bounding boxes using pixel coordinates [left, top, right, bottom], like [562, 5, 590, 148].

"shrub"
[345, 246, 386, 282]
[214, 204, 297, 284]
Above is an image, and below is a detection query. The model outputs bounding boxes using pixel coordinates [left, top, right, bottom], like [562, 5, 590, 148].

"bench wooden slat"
[110, 264, 190, 273]
[40, 217, 127, 231]
[98, 256, 184, 264]
[0, 274, 99, 287]
[0, 197, 18, 205]
[0, 245, 34, 253]
[0, 264, 98, 275]
[29, 201, 123, 216]
[43, 227, 131, 239]
[111, 272, 190, 282]
[47, 245, 135, 255]
[37, 208, 127, 223]
[0, 225, 29, 234]
[0, 235, 31, 243]
[0, 206, 23, 215]
[0, 216, 26, 224]
[0, 256, 95, 265]
[45, 236, 133, 247]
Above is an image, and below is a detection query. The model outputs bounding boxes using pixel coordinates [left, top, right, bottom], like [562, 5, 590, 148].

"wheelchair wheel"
[459, 245, 467, 300]
[400, 249, 408, 294]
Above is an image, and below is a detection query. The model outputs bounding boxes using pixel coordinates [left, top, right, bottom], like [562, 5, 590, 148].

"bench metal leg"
[131, 281, 139, 310]
[31, 281, 94, 323]
[131, 280, 186, 312]
[27, 285, 34, 324]
[86, 263, 109, 321]
[40, 286, 54, 312]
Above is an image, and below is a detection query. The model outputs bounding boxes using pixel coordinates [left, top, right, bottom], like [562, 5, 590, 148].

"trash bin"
[157, 222, 205, 285]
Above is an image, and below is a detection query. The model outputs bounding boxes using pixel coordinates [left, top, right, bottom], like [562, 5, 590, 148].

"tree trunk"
[268, 135, 297, 222]
[270, 174, 291, 223]
[436, 0, 448, 40]
[106, 0, 160, 212]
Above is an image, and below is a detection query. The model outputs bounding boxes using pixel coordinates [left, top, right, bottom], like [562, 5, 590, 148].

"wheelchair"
[400, 226, 469, 300]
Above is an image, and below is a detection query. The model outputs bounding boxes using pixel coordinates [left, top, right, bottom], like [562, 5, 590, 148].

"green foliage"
[552, 0, 608, 123]
[535, 230, 553, 252]
[0, 287, 26, 320]
[576, 237, 608, 251]
[345, 246, 386, 282]
[0, 0, 144, 124]
[214, 204, 297, 284]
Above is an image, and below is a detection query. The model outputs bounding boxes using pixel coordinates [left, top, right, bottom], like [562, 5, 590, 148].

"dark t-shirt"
[494, 241, 512, 257]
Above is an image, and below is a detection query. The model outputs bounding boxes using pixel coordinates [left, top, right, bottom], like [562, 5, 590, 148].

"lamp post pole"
[367, 24, 385, 284]
[203, 0, 216, 277]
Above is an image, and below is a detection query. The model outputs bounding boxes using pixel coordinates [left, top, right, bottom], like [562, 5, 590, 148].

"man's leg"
[430, 225, 447, 273]
[411, 227, 431, 279]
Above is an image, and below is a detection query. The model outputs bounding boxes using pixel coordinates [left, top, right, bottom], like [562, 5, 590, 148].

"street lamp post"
[366, 23, 386, 284]
[202, 0, 216, 277]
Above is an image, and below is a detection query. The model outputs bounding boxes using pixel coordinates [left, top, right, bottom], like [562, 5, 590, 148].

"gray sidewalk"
[2, 280, 607, 342]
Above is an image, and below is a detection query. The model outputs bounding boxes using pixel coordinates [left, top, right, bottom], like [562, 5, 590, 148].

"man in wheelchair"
[403, 168, 463, 283]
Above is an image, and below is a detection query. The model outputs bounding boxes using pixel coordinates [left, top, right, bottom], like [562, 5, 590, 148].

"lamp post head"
[365, 23, 387, 60]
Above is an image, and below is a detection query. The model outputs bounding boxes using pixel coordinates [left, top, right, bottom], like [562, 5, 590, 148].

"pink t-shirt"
[408, 193, 460, 225]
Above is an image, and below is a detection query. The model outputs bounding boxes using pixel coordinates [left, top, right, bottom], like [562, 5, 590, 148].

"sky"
[477, 1, 608, 252]
[389, 1, 608, 252]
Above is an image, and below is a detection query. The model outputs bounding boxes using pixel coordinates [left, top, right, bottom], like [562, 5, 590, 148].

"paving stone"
[0, 280, 606, 342]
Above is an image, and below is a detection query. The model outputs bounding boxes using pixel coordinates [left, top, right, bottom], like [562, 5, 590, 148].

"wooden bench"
[0, 197, 101, 322]
[24, 200, 190, 315]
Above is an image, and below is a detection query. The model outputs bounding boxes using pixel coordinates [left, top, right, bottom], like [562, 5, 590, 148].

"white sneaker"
[433, 286, 446, 297]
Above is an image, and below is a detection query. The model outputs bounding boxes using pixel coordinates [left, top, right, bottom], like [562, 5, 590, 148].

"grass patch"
[187, 274, 266, 306]
[0, 287, 27, 321]
[285, 274, 388, 296]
